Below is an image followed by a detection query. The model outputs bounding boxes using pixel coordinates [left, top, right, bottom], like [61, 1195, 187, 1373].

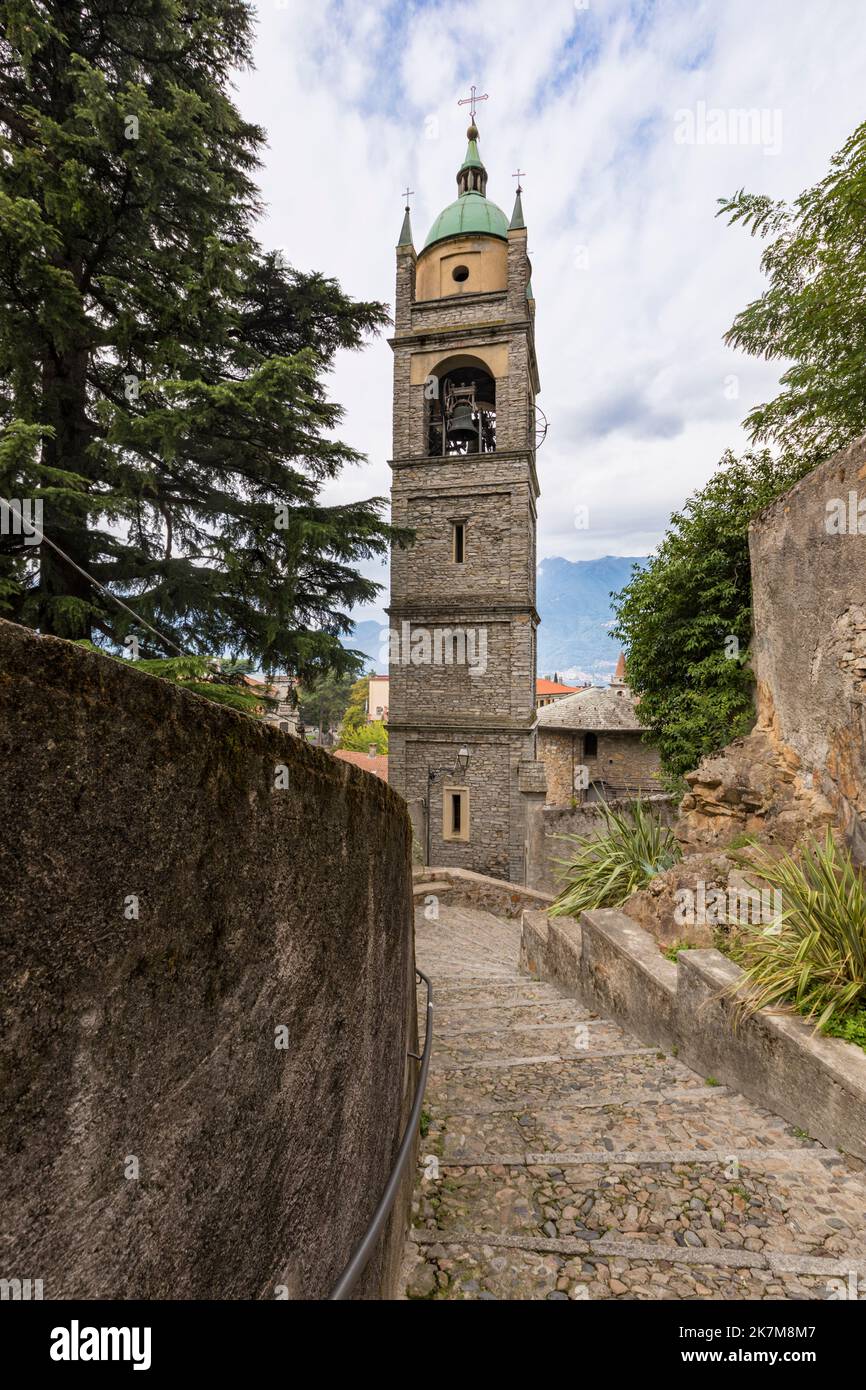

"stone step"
[424, 1051, 699, 1111]
[425, 982, 564, 1009]
[434, 1083, 734, 1117]
[404, 1231, 862, 1300]
[412, 1153, 866, 1262]
[427, 1091, 816, 1163]
[429, 1048, 657, 1075]
[423, 973, 528, 987]
[433, 1020, 639, 1067]
[434, 1001, 600, 1032]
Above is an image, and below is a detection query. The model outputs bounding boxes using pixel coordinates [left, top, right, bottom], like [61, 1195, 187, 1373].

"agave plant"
[728, 831, 866, 1031]
[550, 798, 681, 918]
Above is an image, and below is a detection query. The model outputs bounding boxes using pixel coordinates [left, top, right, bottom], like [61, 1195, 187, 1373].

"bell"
[447, 402, 477, 444]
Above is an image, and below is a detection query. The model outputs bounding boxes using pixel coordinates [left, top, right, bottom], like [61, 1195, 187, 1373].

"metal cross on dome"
[458, 85, 488, 124]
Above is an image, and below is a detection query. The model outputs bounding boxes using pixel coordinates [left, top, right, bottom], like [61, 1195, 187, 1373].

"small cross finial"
[402, 185, 414, 210]
[512, 168, 526, 192]
[458, 84, 488, 124]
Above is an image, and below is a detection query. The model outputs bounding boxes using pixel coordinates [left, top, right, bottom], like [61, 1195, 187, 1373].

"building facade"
[387, 117, 544, 881]
[536, 665, 662, 806]
[366, 673, 389, 722]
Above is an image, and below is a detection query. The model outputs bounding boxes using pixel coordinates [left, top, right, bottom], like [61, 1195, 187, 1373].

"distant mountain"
[536, 555, 647, 684]
[340, 555, 647, 683]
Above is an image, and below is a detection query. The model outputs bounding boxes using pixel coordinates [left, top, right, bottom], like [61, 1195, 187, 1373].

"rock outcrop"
[631, 436, 866, 948]
[676, 691, 835, 854]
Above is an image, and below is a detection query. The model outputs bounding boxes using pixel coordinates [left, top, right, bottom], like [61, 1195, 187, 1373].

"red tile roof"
[332, 749, 389, 781]
[536, 678, 582, 695]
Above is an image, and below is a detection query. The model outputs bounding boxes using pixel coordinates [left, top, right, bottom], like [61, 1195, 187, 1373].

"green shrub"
[663, 940, 699, 962]
[727, 831, 866, 1031]
[825, 1007, 866, 1053]
[338, 717, 388, 754]
[550, 799, 681, 919]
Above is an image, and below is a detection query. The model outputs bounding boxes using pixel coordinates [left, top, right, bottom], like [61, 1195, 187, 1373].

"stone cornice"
[389, 449, 541, 502]
[387, 717, 537, 735]
[388, 317, 535, 348]
[386, 603, 540, 625]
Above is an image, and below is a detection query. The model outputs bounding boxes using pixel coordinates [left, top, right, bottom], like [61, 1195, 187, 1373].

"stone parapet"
[521, 906, 866, 1164]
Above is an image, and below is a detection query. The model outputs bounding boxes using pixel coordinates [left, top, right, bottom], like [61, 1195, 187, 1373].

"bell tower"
[387, 109, 543, 883]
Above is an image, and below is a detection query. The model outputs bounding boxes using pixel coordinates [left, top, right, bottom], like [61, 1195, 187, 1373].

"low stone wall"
[526, 795, 675, 897]
[0, 619, 417, 1300]
[413, 865, 553, 918]
[521, 907, 866, 1163]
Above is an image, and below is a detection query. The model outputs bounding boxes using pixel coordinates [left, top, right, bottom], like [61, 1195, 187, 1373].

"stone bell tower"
[387, 109, 544, 883]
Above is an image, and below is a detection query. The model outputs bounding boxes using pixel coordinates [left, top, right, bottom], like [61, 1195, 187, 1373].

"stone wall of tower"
[388, 213, 540, 884]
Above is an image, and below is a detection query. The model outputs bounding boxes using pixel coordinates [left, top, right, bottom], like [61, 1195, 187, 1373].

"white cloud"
[237, 0, 866, 612]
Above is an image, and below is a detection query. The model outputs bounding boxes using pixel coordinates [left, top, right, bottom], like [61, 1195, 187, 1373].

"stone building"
[366, 673, 389, 722]
[536, 661, 661, 805]
[243, 673, 300, 736]
[386, 114, 545, 882]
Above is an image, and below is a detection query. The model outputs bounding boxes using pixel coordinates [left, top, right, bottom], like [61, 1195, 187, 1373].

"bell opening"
[426, 367, 496, 457]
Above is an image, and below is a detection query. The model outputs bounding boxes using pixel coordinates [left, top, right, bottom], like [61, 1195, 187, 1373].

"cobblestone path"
[402, 902, 866, 1300]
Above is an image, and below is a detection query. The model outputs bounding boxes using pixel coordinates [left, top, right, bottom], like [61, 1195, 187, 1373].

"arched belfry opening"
[427, 365, 496, 456]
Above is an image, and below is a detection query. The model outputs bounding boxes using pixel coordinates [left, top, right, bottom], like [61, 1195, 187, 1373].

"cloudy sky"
[235, 0, 866, 623]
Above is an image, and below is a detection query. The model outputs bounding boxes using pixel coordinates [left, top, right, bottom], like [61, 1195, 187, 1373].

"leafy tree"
[612, 450, 811, 780]
[339, 718, 387, 755]
[719, 120, 866, 462]
[297, 668, 357, 736]
[614, 124, 866, 783]
[335, 673, 387, 752]
[340, 674, 372, 734]
[0, 0, 404, 678]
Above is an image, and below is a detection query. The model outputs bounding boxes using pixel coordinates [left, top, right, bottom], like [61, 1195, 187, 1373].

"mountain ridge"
[341, 554, 648, 680]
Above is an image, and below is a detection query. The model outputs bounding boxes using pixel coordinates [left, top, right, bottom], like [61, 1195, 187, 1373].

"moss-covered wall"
[0, 619, 416, 1299]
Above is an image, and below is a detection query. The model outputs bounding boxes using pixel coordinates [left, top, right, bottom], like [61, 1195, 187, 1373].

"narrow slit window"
[584, 732, 598, 758]
[443, 786, 469, 842]
[452, 522, 465, 563]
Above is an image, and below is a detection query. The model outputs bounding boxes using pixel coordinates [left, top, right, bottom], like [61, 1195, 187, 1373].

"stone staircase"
[402, 902, 866, 1300]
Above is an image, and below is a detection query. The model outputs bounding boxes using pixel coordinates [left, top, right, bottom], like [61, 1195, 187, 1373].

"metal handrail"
[329, 968, 433, 1300]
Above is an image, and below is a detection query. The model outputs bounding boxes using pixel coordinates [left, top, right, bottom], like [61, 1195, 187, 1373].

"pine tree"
[297, 669, 356, 739]
[0, 0, 403, 677]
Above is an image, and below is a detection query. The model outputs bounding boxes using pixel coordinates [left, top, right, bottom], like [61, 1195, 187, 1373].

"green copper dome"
[423, 190, 509, 249]
[422, 120, 510, 250]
